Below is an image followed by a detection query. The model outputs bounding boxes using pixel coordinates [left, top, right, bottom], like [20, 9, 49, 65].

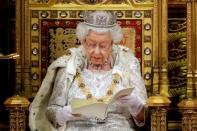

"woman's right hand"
[56, 105, 79, 126]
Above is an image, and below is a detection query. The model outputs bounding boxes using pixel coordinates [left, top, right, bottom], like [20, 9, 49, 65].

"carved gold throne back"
[27, 1, 154, 97]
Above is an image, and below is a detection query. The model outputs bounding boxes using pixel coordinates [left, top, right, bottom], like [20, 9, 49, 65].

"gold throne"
[4, 0, 197, 131]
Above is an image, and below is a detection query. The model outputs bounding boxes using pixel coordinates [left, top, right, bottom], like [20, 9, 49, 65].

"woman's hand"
[117, 93, 145, 125]
[117, 93, 143, 117]
[56, 105, 77, 126]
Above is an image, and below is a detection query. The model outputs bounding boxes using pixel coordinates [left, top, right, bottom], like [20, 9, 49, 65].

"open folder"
[71, 87, 134, 120]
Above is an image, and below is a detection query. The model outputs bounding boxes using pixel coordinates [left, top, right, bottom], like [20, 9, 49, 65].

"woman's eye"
[87, 43, 96, 48]
[100, 43, 109, 49]
[100, 45, 106, 49]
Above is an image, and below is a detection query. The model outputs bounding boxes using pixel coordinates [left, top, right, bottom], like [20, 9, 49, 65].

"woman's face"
[83, 31, 112, 65]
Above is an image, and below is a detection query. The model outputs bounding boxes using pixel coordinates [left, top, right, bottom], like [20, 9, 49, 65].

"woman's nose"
[94, 46, 101, 55]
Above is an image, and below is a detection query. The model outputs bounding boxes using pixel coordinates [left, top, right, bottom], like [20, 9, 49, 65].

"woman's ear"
[81, 39, 86, 46]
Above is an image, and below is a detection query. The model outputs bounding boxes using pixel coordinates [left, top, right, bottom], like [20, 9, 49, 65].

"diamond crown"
[84, 11, 117, 28]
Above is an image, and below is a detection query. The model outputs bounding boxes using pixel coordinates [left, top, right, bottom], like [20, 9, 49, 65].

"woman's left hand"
[117, 93, 144, 117]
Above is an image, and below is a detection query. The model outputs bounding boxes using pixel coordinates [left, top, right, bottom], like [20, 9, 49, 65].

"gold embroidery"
[75, 72, 121, 103]
[87, 94, 92, 99]
[79, 83, 85, 88]
[107, 90, 113, 95]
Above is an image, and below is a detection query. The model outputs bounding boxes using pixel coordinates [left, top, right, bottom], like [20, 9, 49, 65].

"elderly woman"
[29, 11, 147, 131]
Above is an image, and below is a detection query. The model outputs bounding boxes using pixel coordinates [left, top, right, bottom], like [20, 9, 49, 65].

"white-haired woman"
[29, 11, 147, 131]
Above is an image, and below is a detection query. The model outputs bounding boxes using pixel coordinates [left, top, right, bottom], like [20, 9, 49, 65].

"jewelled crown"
[83, 11, 117, 28]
